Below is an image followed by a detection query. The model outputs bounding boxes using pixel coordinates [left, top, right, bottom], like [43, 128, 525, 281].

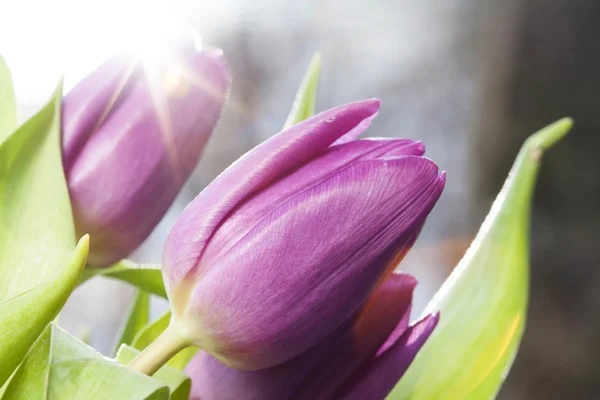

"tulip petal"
[292, 274, 416, 400]
[187, 156, 444, 369]
[185, 273, 416, 400]
[186, 350, 307, 400]
[163, 99, 381, 288]
[67, 47, 230, 266]
[204, 138, 425, 265]
[336, 313, 439, 400]
[62, 53, 138, 172]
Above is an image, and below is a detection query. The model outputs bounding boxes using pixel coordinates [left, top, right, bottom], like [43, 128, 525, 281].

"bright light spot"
[138, 26, 202, 63]
[0, 0, 229, 109]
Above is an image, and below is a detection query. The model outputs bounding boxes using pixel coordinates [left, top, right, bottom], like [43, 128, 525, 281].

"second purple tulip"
[62, 42, 230, 266]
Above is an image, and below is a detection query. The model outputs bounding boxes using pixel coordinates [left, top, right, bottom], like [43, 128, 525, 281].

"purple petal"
[66, 46, 230, 266]
[291, 273, 416, 400]
[185, 273, 417, 400]
[185, 156, 444, 369]
[62, 53, 138, 172]
[332, 115, 379, 145]
[163, 100, 381, 287]
[203, 138, 425, 266]
[336, 313, 440, 400]
[185, 350, 312, 400]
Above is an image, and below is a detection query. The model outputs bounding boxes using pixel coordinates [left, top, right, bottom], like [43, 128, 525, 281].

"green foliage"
[3, 324, 170, 399]
[2, 324, 53, 399]
[283, 53, 322, 129]
[0, 83, 89, 387]
[116, 345, 191, 400]
[113, 290, 150, 355]
[0, 54, 16, 143]
[80, 261, 166, 298]
[388, 118, 573, 400]
[132, 312, 171, 350]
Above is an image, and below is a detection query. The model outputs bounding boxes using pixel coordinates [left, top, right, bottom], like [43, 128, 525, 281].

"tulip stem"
[127, 324, 191, 376]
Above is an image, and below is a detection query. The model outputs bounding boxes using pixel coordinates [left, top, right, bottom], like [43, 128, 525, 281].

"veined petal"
[62, 53, 138, 172]
[336, 313, 440, 400]
[332, 113, 379, 145]
[186, 156, 444, 369]
[163, 99, 381, 288]
[291, 274, 416, 400]
[67, 46, 230, 266]
[204, 138, 425, 265]
[185, 273, 417, 400]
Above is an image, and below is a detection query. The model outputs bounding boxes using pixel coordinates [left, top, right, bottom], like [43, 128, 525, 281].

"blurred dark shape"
[475, 1, 600, 398]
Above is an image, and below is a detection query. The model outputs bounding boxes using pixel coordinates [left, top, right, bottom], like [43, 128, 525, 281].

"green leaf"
[50, 326, 169, 399]
[0, 83, 90, 387]
[113, 290, 150, 355]
[0, 54, 17, 143]
[80, 260, 166, 298]
[132, 312, 171, 350]
[0, 238, 88, 389]
[132, 312, 199, 370]
[116, 345, 191, 400]
[4, 324, 170, 400]
[283, 53, 322, 129]
[1, 324, 52, 399]
[0, 82, 75, 298]
[76, 325, 92, 346]
[388, 118, 573, 400]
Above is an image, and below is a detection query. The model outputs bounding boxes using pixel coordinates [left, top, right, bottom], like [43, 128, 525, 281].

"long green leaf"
[0, 82, 75, 299]
[132, 312, 171, 351]
[0, 237, 88, 389]
[283, 53, 322, 129]
[4, 324, 170, 399]
[0, 83, 90, 387]
[0, 54, 16, 143]
[1, 324, 52, 399]
[388, 118, 573, 399]
[80, 261, 166, 298]
[50, 326, 169, 399]
[113, 290, 150, 355]
[116, 345, 191, 400]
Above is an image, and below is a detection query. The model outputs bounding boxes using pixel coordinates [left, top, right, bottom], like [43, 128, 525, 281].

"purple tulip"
[63, 43, 230, 266]
[184, 273, 438, 400]
[163, 99, 445, 370]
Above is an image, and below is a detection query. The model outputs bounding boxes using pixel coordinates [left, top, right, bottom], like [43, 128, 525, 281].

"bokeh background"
[1, 0, 599, 398]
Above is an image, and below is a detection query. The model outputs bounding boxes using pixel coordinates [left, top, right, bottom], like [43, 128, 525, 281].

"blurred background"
[1, 0, 599, 398]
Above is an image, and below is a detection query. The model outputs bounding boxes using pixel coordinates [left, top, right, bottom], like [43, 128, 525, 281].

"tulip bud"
[163, 99, 445, 370]
[184, 273, 438, 400]
[63, 42, 230, 266]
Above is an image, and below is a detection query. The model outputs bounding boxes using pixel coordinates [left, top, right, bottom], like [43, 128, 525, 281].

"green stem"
[127, 324, 190, 376]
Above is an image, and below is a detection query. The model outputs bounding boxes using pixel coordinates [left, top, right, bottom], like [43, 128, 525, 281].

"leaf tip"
[311, 52, 322, 69]
[76, 234, 90, 265]
[53, 77, 65, 99]
[79, 233, 90, 248]
[527, 117, 573, 154]
[0, 52, 10, 71]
